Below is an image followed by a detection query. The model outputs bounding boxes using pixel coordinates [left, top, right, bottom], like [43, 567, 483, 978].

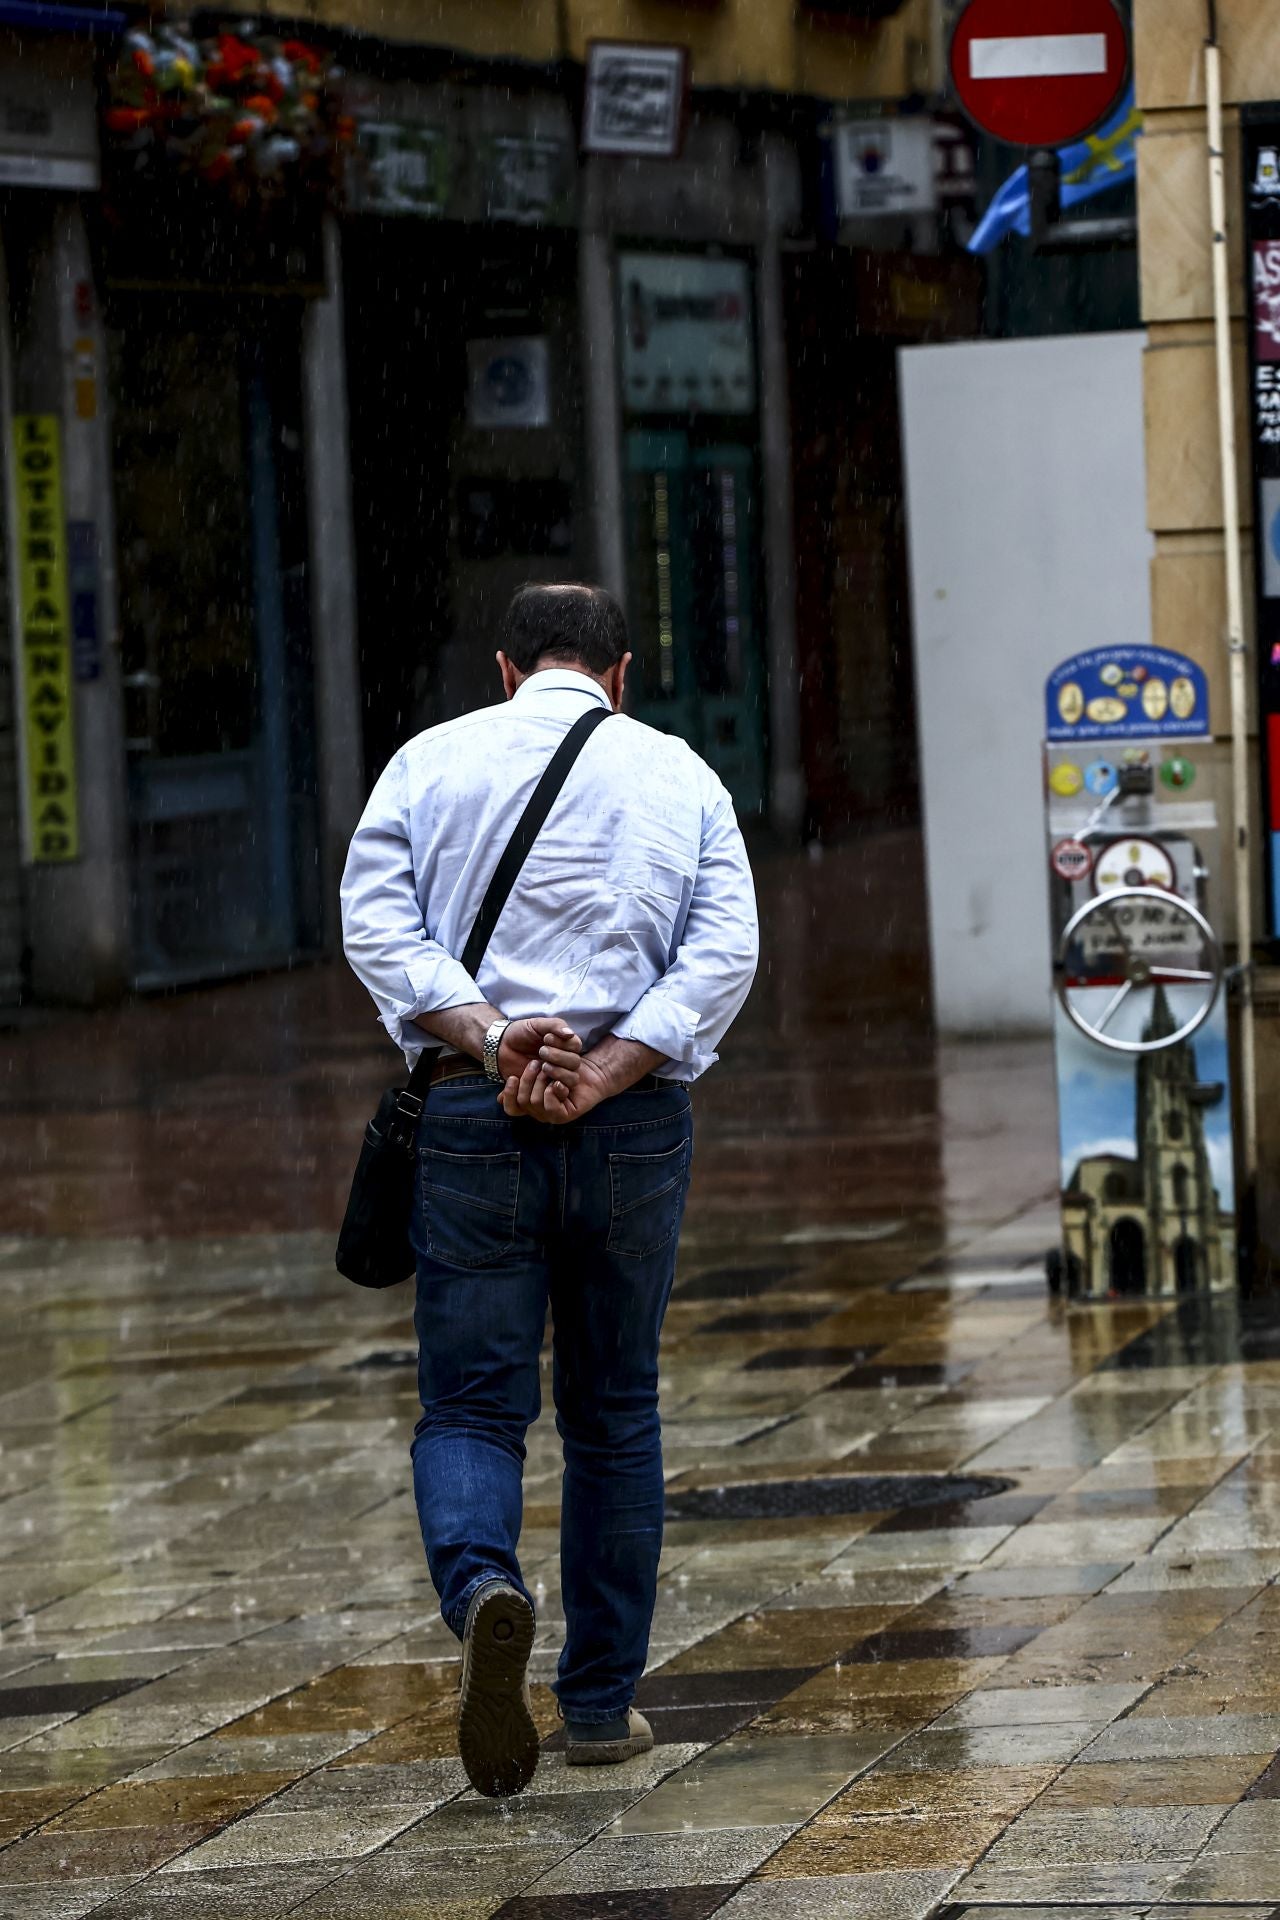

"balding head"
[497, 583, 629, 677]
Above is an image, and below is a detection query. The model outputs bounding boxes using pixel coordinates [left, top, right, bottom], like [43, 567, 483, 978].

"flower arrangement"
[104, 23, 352, 194]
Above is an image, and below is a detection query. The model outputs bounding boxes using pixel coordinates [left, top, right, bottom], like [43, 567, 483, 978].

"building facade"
[1130, 0, 1280, 1254]
[1, 0, 975, 1005]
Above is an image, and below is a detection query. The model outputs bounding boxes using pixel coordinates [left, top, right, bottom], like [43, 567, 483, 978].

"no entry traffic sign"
[950, 0, 1129, 149]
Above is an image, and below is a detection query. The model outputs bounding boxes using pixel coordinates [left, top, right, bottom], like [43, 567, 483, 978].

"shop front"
[0, 8, 129, 1006]
[106, 289, 322, 984]
[340, 77, 589, 779]
[618, 248, 767, 820]
[98, 21, 344, 986]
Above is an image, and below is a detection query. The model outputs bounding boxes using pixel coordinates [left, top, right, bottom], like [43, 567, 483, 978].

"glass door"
[624, 428, 766, 816]
[110, 298, 316, 985]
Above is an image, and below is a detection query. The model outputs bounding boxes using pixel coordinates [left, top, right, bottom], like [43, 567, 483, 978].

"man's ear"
[497, 651, 521, 702]
[609, 652, 632, 713]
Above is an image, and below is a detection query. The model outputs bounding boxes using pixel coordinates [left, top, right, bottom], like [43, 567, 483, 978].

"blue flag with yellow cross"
[967, 88, 1142, 254]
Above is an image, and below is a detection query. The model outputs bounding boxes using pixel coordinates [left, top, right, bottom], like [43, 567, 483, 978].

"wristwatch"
[482, 1018, 511, 1085]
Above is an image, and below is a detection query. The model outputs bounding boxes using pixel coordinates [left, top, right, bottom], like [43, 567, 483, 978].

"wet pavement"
[3, 835, 1280, 1917]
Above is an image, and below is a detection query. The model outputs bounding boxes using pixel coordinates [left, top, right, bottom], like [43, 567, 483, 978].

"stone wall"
[168, 0, 936, 100]
[1135, 0, 1266, 949]
[1135, 0, 1280, 1255]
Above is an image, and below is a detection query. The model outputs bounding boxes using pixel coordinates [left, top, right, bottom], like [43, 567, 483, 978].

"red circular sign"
[950, 0, 1129, 149]
[1052, 838, 1094, 883]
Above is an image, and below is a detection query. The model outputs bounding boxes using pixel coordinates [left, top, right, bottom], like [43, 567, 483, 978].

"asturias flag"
[967, 88, 1142, 254]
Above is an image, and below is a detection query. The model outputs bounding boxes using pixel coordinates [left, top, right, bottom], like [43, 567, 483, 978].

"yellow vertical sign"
[12, 416, 78, 862]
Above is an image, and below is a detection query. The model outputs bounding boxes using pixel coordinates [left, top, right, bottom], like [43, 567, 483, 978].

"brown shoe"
[458, 1581, 539, 1798]
[565, 1707, 655, 1767]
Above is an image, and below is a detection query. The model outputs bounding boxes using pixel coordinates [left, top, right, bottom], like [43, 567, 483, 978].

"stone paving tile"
[758, 1813, 1006, 1875]
[0, 1880, 144, 1918]
[0, 1822, 215, 1882]
[495, 1892, 735, 1920]
[1038, 1755, 1274, 1807]
[978, 1804, 1225, 1867]
[943, 1910, 1148, 1919]
[85, 1863, 346, 1918]
[878, 1722, 1103, 1770]
[951, 1860, 1186, 1902]
[389, 1790, 636, 1852]
[46, 1770, 297, 1828]
[525, 1825, 795, 1895]
[1164, 1853, 1280, 1900]
[933, 1683, 1147, 1726]
[287, 1845, 579, 1914]
[611, 1735, 886, 1834]
[1084, 1714, 1280, 1763]
[157, 1805, 428, 1871]
[715, 1867, 963, 1918]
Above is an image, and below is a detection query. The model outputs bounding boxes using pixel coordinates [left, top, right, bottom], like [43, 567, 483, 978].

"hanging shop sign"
[467, 338, 551, 430]
[11, 417, 78, 864]
[1242, 104, 1280, 941]
[833, 118, 938, 219]
[582, 41, 688, 158]
[1045, 646, 1209, 744]
[0, 35, 100, 190]
[618, 253, 754, 415]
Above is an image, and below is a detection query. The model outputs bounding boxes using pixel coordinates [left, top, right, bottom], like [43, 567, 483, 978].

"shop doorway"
[617, 250, 767, 820]
[786, 247, 981, 840]
[343, 222, 588, 782]
[109, 296, 321, 987]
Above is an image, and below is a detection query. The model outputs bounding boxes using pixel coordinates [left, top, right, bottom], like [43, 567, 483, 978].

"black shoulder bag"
[336, 705, 613, 1290]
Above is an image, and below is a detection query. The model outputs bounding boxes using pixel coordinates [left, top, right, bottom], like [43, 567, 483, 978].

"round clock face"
[1093, 837, 1177, 896]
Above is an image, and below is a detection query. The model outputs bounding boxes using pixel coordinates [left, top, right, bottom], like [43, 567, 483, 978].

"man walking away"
[341, 583, 758, 1796]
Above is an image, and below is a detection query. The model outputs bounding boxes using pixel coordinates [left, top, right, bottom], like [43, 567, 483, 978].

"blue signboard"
[1045, 646, 1210, 744]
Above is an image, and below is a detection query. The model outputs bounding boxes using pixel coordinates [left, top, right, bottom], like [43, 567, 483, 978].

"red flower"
[217, 34, 258, 81]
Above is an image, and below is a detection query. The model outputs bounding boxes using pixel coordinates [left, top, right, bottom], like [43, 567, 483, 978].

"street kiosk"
[1044, 646, 1237, 1299]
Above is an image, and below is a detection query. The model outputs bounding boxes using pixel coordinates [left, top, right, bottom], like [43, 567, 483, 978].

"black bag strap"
[405, 703, 613, 1098]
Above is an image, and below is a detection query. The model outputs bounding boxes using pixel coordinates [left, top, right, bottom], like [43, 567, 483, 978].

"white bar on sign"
[969, 33, 1108, 80]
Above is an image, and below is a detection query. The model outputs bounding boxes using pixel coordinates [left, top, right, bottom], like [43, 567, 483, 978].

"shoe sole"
[566, 1734, 655, 1767]
[458, 1586, 539, 1798]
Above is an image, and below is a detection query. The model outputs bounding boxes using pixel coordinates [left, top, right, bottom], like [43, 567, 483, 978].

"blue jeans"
[409, 1074, 693, 1724]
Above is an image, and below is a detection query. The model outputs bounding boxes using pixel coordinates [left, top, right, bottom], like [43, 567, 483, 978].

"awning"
[0, 2, 125, 33]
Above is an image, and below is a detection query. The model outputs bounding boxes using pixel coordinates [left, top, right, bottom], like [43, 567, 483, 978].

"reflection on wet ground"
[2, 838, 1280, 1917]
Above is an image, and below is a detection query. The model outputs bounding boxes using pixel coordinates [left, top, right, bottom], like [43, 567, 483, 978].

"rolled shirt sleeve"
[613, 787, 759, 1079]
[340, 752, 483, 1061]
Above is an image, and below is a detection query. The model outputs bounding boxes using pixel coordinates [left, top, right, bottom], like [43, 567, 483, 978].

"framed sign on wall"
[582, 42, 688, 159]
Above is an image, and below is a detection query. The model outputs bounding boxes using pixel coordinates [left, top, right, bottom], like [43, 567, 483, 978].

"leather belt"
[426, 1060, 687, 1094]
[429, 1055, 486, 1087]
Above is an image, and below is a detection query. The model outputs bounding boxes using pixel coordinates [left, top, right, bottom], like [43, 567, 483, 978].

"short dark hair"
[498, 583, 628, 676]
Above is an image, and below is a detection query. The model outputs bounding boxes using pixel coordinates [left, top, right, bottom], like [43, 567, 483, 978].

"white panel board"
[899, 330, 1152, 1034]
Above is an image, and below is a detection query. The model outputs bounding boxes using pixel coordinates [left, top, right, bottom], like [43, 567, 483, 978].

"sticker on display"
[1045, 645, 1209, 742]
[1051, 838, 1094, 883]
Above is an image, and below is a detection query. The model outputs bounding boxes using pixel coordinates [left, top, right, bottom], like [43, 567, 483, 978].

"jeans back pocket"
[607, 1139, 690, 1260]
[421, 1147, 520, 1270]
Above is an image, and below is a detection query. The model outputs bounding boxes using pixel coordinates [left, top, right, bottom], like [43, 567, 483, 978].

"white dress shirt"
[341, 668, 759, 1081]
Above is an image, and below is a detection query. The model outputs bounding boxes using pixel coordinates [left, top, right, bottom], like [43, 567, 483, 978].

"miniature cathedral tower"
[1135, 987, 1232, 1291]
